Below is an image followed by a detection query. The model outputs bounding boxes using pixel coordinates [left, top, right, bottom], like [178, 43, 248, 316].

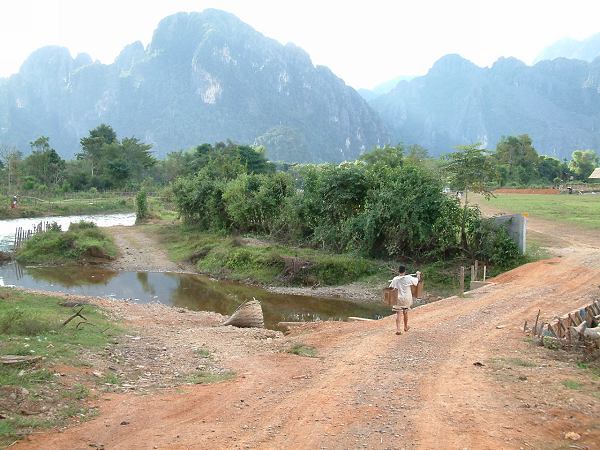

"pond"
[0, 262, 389, 330]
[0, 213, 136, 251]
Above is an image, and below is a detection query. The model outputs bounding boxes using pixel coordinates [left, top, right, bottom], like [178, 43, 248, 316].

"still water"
[0, 213, 136, 251]
[0, 262, 389, 329]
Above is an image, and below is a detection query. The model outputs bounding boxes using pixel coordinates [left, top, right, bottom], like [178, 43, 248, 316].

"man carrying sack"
[388, 265, 421, 335]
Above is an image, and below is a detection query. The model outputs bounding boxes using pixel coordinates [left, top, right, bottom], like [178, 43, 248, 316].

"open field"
[0, 195, 134, 220]
[475, 192, 600, 230]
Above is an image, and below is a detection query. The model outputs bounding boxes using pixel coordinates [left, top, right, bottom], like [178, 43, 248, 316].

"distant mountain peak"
[370, 53, 600, 159]
[535, 32, 600, 63]
[0, 8, 387, 162]
[428, 53, 479, 76]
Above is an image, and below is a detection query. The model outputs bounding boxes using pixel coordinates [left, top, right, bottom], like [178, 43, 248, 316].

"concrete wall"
[493, 214, 527, 254]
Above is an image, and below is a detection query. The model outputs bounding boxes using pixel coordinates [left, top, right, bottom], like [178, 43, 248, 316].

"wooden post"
[483, 265, 487, 281]
[470, 265, 475, 283]
[459, 266, 465, 294]
[474, 260, 479, 281]
[533, 309, 541, 336]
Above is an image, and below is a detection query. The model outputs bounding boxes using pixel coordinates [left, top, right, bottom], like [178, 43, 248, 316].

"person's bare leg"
[395, 311, 402, 334]
[403, 310, 410, 332]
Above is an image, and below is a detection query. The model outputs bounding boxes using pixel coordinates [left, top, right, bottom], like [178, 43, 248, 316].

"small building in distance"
[589, 168, 600, 180]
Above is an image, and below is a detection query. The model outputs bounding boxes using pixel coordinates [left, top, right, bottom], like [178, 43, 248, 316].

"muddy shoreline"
[102, 225, 392, 305]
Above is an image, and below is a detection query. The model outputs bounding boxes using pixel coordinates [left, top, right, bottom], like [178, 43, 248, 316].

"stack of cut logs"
[525, 300, 600, 349]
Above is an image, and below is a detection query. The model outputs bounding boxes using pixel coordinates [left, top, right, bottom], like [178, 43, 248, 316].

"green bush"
[68, 220, 96, 231]
[466, 217, 523, 269]
[171, 149, 524, 274]
[135, 189, 148, 221]
[16, 223, 116, 264]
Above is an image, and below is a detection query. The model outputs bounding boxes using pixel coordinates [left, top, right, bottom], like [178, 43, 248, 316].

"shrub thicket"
[171, 146, 522, 269]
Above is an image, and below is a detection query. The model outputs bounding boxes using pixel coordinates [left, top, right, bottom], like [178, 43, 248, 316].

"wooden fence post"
[459, 266, 465, 294]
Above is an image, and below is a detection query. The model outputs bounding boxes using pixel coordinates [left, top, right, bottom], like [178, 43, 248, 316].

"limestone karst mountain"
[0, 9, 387, 162]
[370, 54, 600, 158]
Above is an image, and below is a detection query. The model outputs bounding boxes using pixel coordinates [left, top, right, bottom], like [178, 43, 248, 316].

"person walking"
[389, 265, 420, 335]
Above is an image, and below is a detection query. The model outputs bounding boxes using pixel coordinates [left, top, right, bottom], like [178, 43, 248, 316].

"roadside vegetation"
[16, 221, 117, 265]
[169, 143, 524, 282]
[0, 288, 121, 446]
[154, 224, 496, 296]
[2, 122, 598, 293]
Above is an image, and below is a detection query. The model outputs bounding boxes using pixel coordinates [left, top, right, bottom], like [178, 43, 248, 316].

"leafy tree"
[443, 143, 495, 250]
[0, 146, 22, 193]
[23, 136, 65, 187]
[405, 144, 429, 163]
[345, 164, 461, 258]
[75, 124, 156, 188]
[172, 172, 229, 229]
[298, 163, 371, 251]
[189, 142, 274, 178]
[538, 156, 569, 184]
[494, 135, 539, 185]
[121, 137, 156, 183]
[78, 124, 118, 177]
[569, 149, 599, 180]
[223, 172, 294, 234]
[359, 145, 404, 168]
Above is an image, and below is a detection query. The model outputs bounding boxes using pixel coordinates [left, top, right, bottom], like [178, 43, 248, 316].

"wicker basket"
[222, 299, 264, 328]
[383, 287, 397, 306]
[410, 278, 425, 298]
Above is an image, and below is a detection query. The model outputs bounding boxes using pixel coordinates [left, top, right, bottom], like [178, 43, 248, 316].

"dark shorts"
[392, 306, 410, 312]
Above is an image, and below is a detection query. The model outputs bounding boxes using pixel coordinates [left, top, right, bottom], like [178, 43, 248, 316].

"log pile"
[525, 300, 600, 350]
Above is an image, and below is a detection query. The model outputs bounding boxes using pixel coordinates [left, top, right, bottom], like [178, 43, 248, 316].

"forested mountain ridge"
[370, 54, 600, 158]
[0, 9, 387, 162]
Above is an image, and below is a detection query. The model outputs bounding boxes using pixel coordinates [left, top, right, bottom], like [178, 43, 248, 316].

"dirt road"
[103, 226, 192, 272]
[15, 223, 600, 449]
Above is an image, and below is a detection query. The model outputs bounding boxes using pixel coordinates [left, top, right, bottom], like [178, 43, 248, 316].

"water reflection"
[21, 266, 120, 287]
[0, 262, 388, 329]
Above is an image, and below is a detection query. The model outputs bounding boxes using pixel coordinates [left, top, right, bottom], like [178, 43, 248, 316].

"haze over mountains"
[534, 32, 600, 63]
[0, 9, 599, 162]
[371, 55, 600, 159]
[0, 9, 386, 162]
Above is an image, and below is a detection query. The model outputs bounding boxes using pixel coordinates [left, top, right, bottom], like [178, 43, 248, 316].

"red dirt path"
[14, 222, 600, 449]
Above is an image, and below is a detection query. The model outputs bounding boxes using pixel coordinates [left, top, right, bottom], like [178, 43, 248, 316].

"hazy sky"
[1, 0, 599, 88]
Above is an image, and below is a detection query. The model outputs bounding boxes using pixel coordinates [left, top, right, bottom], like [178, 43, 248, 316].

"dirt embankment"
[14, 220, 600, 449]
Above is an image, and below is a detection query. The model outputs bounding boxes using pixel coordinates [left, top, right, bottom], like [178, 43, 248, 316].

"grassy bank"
[0, 194, 134, 220]
[16, 221, 117, 265]
[150, 224, 501, 297]
[481, 193, 600, 230]
[0, 288, 121, 446]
